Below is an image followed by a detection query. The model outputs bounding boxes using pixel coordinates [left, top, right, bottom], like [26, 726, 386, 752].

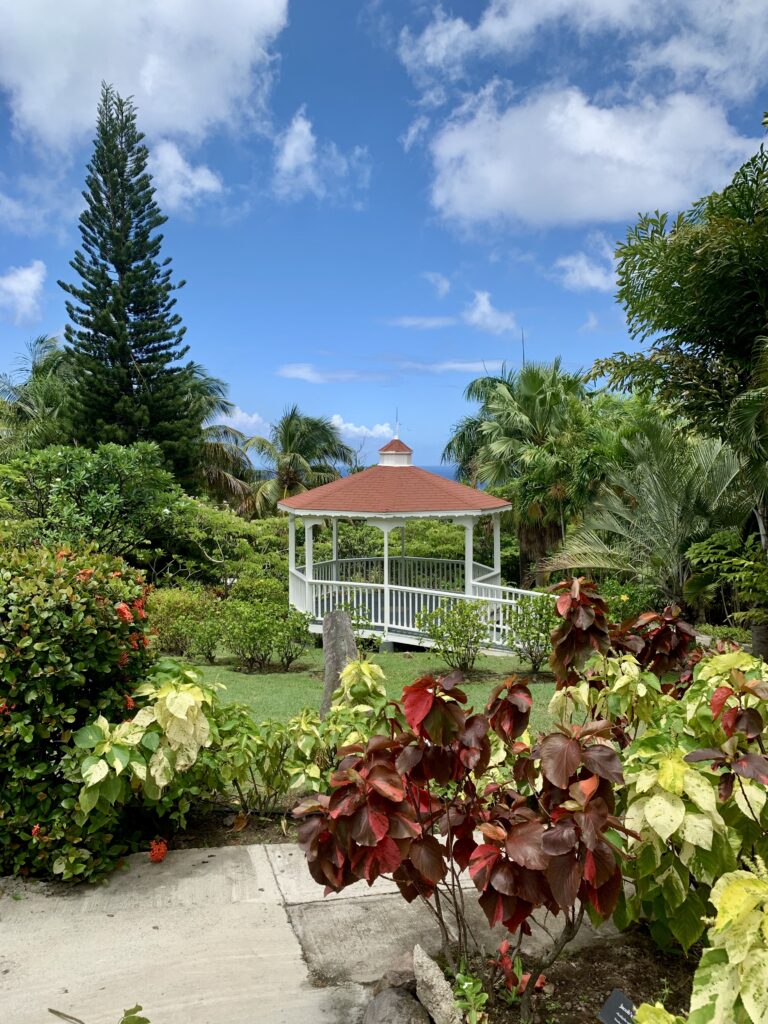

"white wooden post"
[288, 515, 296, 572]
[331, 518, 338, 569]
[383, 527, 390, 638]
[304, 520, 314, 581]
[493, 514, 501, 581]
[464, 520, 474, 595]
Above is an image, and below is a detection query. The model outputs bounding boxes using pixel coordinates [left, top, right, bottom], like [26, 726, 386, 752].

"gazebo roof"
[278, 438, 511, 518]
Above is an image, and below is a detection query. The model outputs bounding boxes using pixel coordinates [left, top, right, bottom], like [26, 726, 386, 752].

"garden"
[3, 86, 768, 1024]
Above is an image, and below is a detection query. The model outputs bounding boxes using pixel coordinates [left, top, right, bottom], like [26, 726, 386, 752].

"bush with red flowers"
[0, 545, 154, 881]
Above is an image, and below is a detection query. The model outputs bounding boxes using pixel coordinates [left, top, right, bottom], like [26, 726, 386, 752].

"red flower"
[56, 549, 71, 559]
[31, 824, 41, 838]
[124, 694, 136, 710]
[128, 633, 140, 650]
[76, 568, 95, 582]
[149, 838, 168, 863]
[141, 635, 150, 648]
[109, 571, 123, 578]
[118, 652, 130, 668]
[115, 603, 134, 623]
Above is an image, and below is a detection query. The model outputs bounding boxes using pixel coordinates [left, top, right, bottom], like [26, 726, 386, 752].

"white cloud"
[429, 85, 757, 227]
[277, 363, 377, 384]
[387, 315, 457, 329]
[400, 1, 768, 104]
[0, 1, 288, 151]
[0, 259, 46, 323]
[401, 115, 430, 152]
[218, 406, 268, 434]
[273, 106, 371, 204]
[579, 312, 599, 333]
[400, 359, 504, 374]
[554, 233, 616, 292]
[423, 270, 451, 298]
[330, 415, 393, 439]
[462, 290, 515, 334]
[149, 141, 222, 211]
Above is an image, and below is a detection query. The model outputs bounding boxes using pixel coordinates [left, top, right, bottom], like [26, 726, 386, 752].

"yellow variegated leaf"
[658, 754, 688, 795]
[633, 768, 659, 794]
[683, 769, 720, 822]
[734, 781, 767, 823]
[644, 791, 686, 842]
[149, 746, 174, 788]
[636, 1004, 686, 1024]
[82, 759, 108, 787]
[740, 950, 768, 1024]
[624, 796, 649, 839]
[680, 812, 714, 851]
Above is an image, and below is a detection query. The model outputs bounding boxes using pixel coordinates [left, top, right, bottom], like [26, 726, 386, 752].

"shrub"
[146, 586, 209, 657]
[294, 670, 630, 1023]
[230, 570, 287, 604]
[696, 622, 751, 645]
[221, 600, 275, 671]
[0, 546, 153, 881]
[507, 593, 557, 672]
[417, 600, 489, 671]
[599, 576, 665, 622]
[273, 608, 312, 670]
[187, 609, 223, 664]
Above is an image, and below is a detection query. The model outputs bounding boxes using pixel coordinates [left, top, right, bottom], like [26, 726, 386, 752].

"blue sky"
[0, 1, 765, 463]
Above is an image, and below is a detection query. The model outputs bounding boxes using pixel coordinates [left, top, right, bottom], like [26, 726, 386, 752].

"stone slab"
[287, 893, 446, 985]
[265, 844, 400, 905]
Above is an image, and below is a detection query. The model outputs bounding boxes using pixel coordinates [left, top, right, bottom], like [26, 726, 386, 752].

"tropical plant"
[544, 422, 748, 608]
[0, 336, 72, 457]
[0, 546, 154, 881]
[294, 669, 630, 1023]
[241, 404, 354, 516]
[443, 362, 636, 582]
[507, 593, 557, 673]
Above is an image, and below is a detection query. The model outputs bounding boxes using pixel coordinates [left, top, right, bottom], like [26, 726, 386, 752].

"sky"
[0, 0, 765, 464]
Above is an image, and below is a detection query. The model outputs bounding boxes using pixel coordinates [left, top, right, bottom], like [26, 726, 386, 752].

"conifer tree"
[59, 83, 201, 485]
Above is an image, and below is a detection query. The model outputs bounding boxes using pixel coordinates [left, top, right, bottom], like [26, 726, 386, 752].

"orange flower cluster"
[149, 838, 168, 863]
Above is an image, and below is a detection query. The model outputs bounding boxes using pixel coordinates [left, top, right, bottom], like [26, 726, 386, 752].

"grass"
[193, 646, 555, 733]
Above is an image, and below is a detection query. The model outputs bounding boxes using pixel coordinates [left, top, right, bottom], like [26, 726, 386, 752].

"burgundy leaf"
[540, 734, 582, 789]
[580, 743, 624, 784]
[402, 683, 434, 732]
[505, 820, 549, 870]
[350, 805, 389, 846]
[710, 686, 734, 720]
[395, 745, 423, 774]
[367, 764, 405, 803]
[542, 820, 579, 856]
[546, 853, 581, 910]
[409, 835, 447, 884]
[732, 753, 768, 785]
[469, 843, 502, 890]
[734, 708, 764, 740]
[718, 773, 735, 801]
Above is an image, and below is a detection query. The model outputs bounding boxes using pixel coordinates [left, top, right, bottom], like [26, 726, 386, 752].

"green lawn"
[193, 647, 555, 734]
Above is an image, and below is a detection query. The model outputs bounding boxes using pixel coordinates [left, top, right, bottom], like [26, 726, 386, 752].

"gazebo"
[278, 438, 541, 650]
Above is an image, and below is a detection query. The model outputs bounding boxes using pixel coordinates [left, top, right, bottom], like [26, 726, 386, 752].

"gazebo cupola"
[378, 437, 413, 466]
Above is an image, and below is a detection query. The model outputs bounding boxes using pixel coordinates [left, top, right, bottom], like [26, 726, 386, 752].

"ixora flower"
[76, 568, 95, 582]
[124, 693, 136, 709]
[118, 652, 130, 668]
[149, 839, 168, 863]
[115, 602, 134, 623]
[31, 824, 41, 838]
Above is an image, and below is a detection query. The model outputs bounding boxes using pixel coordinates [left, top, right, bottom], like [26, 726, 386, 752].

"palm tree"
[0, 336, 72, 457]
[543, 422, 749, 607]
[241, 405, 355, 517]
[184, 364, 254, 502]
[443, 359, 591, 582]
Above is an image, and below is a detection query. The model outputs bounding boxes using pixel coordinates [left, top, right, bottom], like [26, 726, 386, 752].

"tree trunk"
[320, 610, 357, 718]
[751, 621, 768, 662]
[519, 521, 563, 588]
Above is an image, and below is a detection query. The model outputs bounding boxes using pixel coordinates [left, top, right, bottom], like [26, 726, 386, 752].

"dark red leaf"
[328, 785, 364, 820]
[734, 708, 764, 740]
[546, 853, 581, 909]
[504, 820, 549, 870]
[580, 744, 624, 784]
[542, 820, 579, 856]
[409, 836, 447, 884]
[395, 745, 423, 774]
[718, 773, 735, 801]
[722, 707, 740, 737]
[402, 684, 434, 732]
[556, 593, 572, 617]
[732, 753, 768, 785]
[469, 843, 502, 890]
[710, 686, 734, 720]
[540, 734, 582, 789]
[684, 748, 724, 763]
[350, 805, 389, 846]
[367, 764, 405, 803]
[440, 670, 464, 692]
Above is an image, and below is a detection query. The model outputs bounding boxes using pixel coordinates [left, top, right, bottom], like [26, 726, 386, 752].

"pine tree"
[59, 82, 201, 486]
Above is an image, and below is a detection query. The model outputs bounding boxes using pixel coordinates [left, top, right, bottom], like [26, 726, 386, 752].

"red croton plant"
[294, 666, 633, 1019]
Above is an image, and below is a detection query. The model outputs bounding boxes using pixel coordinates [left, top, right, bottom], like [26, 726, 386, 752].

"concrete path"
[1, 843, 617, 1024]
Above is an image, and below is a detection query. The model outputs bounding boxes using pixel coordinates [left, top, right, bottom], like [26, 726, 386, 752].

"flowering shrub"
[0, 546, 154, 880]
[221, 600, 310, 671]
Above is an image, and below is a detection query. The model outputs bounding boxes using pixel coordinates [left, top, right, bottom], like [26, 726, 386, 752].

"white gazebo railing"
[289, 556, 543, 651]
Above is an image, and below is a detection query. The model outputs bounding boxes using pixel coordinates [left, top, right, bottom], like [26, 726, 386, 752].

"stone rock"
[413, 944, 462, 1024]
[372, 950, 416, 995]
[321, 609, 357, 718]
[363, 987, 430, 1024]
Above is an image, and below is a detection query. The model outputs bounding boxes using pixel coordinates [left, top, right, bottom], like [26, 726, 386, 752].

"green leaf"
[668, 890, 707, 952]
[644, 791, 686, 842]
[73, 724, 103, 749]
[82, 759, 109, 787]
[106, 745, 130, 776]
[78, 784, 100, 814]
[680, 811, 714, 851]
[141, 731, 160, 752]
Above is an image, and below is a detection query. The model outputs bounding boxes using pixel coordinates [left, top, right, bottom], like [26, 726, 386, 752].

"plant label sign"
[598, 989, 637, 1024]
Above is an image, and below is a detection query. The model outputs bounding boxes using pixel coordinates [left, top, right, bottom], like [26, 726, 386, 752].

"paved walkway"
[1, 844, 616, 1023]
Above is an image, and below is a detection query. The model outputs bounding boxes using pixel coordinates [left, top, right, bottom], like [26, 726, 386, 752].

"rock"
[372, 949, 416, 995]
[320, 609, 357, 718]
[363, 987, 430, 1024]
[413, 944, 462, 1024]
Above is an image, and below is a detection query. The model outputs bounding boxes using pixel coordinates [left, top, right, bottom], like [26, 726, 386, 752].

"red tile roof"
[278, 465, 511, 514]
[379, 438, 413, 453]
